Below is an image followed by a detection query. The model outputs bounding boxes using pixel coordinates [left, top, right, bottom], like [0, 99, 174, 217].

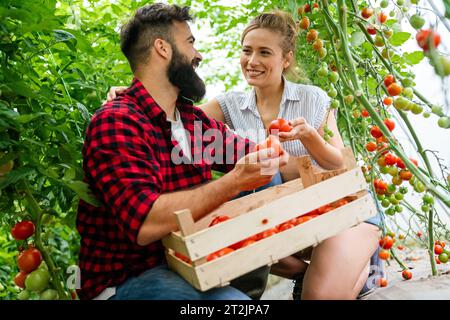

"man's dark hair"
[120, 3, 193, 72]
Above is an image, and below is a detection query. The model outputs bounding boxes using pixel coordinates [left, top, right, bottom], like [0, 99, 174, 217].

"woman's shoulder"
[287, 81, 328, 100]
[216, 90, 251, 108]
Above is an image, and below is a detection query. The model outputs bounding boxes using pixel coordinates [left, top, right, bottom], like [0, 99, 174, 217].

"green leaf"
[403, 51, 425, 65]
[65, 181, 101, 207]
[15, 113, 47, 124]
[54, 29, 75, 42]
[389, 32, 411, 47]
[350, 31, 366, 47]
[0, 167, 35, 190]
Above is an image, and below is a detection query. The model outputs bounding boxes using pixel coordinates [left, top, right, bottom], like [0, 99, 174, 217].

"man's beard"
[167, 46, 206, 103]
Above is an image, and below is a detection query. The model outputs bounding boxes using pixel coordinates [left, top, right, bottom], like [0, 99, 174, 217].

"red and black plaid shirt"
[76, 78, 253, 300]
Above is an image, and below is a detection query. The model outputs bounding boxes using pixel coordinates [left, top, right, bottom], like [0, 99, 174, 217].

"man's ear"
[153, 38, 171, 59]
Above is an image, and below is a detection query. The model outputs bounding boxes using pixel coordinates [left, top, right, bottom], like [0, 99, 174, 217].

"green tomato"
[318, 47, 327, 59]
[383, 29, 393, 39]
[374, 35, 385, 47]
[381, 199, 391, 208]
[40, 288, 59, 300]
[399, 186, 408, 194]
[380, 166, 390, 174]
[431, 105, 444, 116]
[25, 269, 50, 293]
[18, 290, 30, 300]
[330, 99, 340, 109]
[388, 167, 399, 176]
[411, 104, 423, 115]
[394, 205, 403, 213]
[318, 66, 328, 77]
[440, 56, 450, 76]
[423, 112, 430, 118]
[397, 0, 405, 5]
[422, 193, 434, 205]
[389, 11, 396, 17]
[401, 78, 414, 87]
[438, 117, 450, 129]
[409, 14, 425, 30]
[380, 0, 389, 8]
[344, 95, 354, 104]
[439, 253, 449, 263]
[389, 195, 399, 205]
[327, 86, 338, 98]
[402, 87, 414, 99]
[394, 97, 410, 110]
[421, 204, 430, 212]
[385, 207, 396, 216]
[328, 71, 339, 83]
[395, 193, 404, 201]
[387, 184, 397, 194]
[414, 181, 426, 193]
[377, 194, 385, 201]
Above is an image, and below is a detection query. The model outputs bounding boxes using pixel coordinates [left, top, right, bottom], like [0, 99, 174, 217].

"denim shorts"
[364, 190, 384, 228]
[108, 264, 250, 300]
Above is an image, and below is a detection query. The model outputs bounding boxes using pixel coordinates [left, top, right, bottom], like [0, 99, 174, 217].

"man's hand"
[231, 147, 289, 191]
[105, 86, 128, 103]
[278, 117, 315, 142]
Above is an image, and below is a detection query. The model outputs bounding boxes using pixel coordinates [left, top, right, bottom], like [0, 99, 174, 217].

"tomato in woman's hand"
[255, 135, 283, 157]
[17, 248, 42, 273]
[11, 220, 35, 241]
[268, 118, 292, 135]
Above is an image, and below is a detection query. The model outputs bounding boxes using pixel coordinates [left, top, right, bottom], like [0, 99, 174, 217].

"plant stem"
[22, 180, 70, 300]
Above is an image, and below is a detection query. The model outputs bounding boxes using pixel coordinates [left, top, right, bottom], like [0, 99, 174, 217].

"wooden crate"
[162, 148, 377, 291]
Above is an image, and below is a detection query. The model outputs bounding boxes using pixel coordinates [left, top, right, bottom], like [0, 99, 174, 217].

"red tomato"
[304, 3, 311, 13]
[361, 109, 370, 117]
[367, 25, 377, 35]
[366, 141, 377, 152]
[206, 247, 234, 262]
[378, 249, 390, 260]
[409, 158, 418, 167]
[378, 12, 387, 24]
[230, 236, 258, 250]
[384, 74, 396, 87]
[397, 245, 404, 251]
[11, 220, 35, 241]
[434, 244, 444, 255]
[17, 248, 42, 273]
[387, 83, 403, 96]
[209, 215, 230, 227]
[174, 252, 191, 264]
[402, 270, 412, 280]
[370, 126, 383, 139]
[278, 223, 295, 232]
[384, 153, 398, 166]
[379, 236, 394, 250]
[299, 16, 310, 30]
[268, 118, 292, 135]
[361, 8, 373, 19]
[399, 170, 413, 181]
[378, 278, 388, 287]
[416, 29, 441, 51]
[256, 135, 283, 157]
[383, 97, 393, 106]
[396, 158, 405, 169]
[417, 231, 423, 238]
[14, 271, 28, 289]
[384, 118, 395, 131]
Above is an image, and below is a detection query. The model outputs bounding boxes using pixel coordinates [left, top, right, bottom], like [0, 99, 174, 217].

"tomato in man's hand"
[255, 135, 283, 157]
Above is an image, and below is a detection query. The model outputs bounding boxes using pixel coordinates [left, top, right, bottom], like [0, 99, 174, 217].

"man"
[76, 3, 288, 300]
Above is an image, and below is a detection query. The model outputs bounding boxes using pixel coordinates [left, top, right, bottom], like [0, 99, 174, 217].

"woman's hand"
[105, 86, 128, 103]
[278, 117, 316, 142]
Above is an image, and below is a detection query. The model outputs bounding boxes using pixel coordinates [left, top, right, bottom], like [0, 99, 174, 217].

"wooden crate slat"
[193, 178, 304, 232]
[187, 193, 377, 291]
[181, 167, 367, 260]
[161, 232, 189, 256]
[165, 251, 201, 289]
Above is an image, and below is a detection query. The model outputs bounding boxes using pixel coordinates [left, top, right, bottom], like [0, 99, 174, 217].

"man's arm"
[137, 148, 288, 246]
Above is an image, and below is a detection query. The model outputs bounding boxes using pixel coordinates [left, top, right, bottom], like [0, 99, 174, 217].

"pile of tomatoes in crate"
[174, 196, 355, 265]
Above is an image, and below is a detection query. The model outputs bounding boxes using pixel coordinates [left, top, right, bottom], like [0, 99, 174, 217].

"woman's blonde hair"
[241, 10, 300, 80]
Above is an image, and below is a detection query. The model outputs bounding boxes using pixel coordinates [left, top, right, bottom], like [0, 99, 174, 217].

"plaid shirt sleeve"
[83, 107, 162, 244]
[193, 108, 255, 173]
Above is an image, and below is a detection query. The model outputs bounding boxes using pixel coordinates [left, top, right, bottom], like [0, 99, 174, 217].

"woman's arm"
[279, 111, 344, 170]
[198, 98, 226, 123]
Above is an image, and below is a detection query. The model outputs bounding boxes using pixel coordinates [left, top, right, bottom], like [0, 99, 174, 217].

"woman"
[107, 11, 383, 300]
